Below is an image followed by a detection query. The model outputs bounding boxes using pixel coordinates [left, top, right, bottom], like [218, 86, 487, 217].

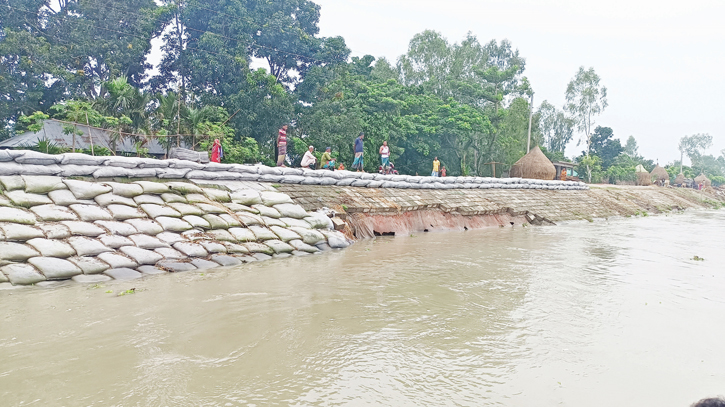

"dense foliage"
[2, 0, 722, 183]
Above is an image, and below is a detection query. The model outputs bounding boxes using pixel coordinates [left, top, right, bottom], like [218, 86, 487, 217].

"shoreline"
[0, 150, 722, 287]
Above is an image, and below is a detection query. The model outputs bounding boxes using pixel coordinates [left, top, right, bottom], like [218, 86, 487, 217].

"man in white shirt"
[300, 145, 317, 169]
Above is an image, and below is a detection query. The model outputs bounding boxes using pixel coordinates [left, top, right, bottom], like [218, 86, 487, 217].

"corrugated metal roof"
[0, 120, 179, 155]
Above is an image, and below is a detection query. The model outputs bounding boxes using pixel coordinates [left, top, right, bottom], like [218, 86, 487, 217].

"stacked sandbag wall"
[0, 150, 588, 191]
[0, 175, 350, 287]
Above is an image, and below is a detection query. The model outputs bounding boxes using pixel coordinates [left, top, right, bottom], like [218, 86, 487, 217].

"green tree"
[678, 133, 712, 174]
[564, 67, 608, 156]
[538, 100, 574, 153]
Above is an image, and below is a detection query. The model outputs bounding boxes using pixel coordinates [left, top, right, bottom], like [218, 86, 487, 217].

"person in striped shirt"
[276, 124, 288, 167]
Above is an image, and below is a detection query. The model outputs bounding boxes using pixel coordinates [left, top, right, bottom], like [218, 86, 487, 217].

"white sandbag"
[140, 204, 181, 218]
[28, 257, 82, 279]
[129, 234, 170, 249]
[259, 191, 292, 206]
[203, 214, 228, 229]
[0, 223, 44, 241]
[228, 227, 256, 242]
[4, 190, 52, 206]
[98, 234, 134, 249]
[243, 242, 274, 254]
[29, 204, 78, 221]
[200, 241, 227, 253]
[161, 193, 186, 203]
[68, 236, 113, 256]
[133, 194, 165, 205]
[22, 176, 66, 193]
[236, 212, 264, 226]
[304, 212, 333, 229]
[288, 227, 325, 245]
[100, 182, 144, 198]
[0, 207, 37, 224]
[265, 239, 294, 254]
[279, 217, 312, 228]
[94, 221, 137, 236]
[0, 175, 24, 190]
[107, 204, 147, 220]
[119, 246, 163, 265]
[104, 156, 142, 168]
[202, 188, 230, 203]
[68, 256, 110, 275]
[58, 164, 104, 176]
[97, 252, 138, 269]
[93, 167, 130, 178]
[124, 219, 163, 235]
[1, 263, 45, 285]
[69, 204, 114, 221]
[26, 238, 76, 258]
[207, 229, 236, 242]
[269, 226, 300, 242]
[94, 193, 137, 207]
[38, 224, 70, 239]
[262, 216, 286, 228]
[279, 175, 305, 184]
[155, 216, 192, 232]
[172, 242, 208, 257]
[248, 225, 277, 241]
[134, 181, 171, 194]
[0, 162, 24, 176]
[218, 214, 241, 227]
[60, 153, 109, 166]
[288, 239, 319, 253]
[168, 203, 205, 216]
[0, 150, 24, 162]
[273, 203, 308, 219]
[64, 179, 112, 199]
[166, 182, 203, 194]
[0, 242, 40, 261]
[60, 221, 105, 237]
[196, 203, 226, 214]
[14, 151, 60, 165]
[137, 158, 169, 169]
[230, 189, 262, 206]
[156, 232, 185, 245]
[222, 242, 249, 254]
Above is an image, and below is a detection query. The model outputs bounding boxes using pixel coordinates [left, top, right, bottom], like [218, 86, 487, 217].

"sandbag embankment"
[0, 150, 588, 191]
[0, 175, 351, 287]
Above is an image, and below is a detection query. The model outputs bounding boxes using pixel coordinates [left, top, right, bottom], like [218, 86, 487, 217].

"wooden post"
[85, 112, 95, 156]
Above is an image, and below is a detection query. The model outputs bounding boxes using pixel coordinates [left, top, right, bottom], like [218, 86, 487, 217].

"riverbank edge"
[277, 184, 725, 238]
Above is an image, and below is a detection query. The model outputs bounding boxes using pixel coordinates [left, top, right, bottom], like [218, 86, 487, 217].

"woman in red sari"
[211, 139, 223, 163]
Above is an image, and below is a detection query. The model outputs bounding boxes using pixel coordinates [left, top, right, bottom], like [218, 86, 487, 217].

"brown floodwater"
[1, 211, 724, 406]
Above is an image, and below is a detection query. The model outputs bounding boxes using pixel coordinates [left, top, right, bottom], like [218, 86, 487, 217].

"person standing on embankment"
[352, 132, 365, 172]
[432, 157, 440, 177]
[276, 124, 288, 167]
[211, 139, 223, 163]
[379, 140, 390, 173]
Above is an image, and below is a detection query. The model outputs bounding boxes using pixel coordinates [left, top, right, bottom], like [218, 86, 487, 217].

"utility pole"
[526, 92, 534, 153]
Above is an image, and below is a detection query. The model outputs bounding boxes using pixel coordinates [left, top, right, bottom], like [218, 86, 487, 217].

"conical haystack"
[695, 173, 711, 187]
[674, 173, 685, 185]
[636, 172, 652, 186]
[509, 146, 556, 180]
[635, 164, 647, 173]
[650, 165, 669, 182]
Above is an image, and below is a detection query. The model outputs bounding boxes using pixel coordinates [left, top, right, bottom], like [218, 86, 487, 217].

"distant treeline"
[2, 0, 723, 183]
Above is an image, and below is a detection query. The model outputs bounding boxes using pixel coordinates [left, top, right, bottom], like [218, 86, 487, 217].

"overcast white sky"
[310, 0, 725, 164]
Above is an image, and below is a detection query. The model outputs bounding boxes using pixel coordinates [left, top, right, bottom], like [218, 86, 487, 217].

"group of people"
[275, 125, 446, 176]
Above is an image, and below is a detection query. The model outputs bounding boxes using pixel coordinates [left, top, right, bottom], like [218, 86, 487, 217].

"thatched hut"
[650, 165, 669, 183]
[694, 173, 711, 187]
[674, 173, 685, 186]
[509, 146, 556, 180]
[635, 164, 651, 186]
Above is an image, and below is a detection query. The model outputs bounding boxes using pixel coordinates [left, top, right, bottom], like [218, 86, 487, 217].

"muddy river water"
[1, 211, 724, 406]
